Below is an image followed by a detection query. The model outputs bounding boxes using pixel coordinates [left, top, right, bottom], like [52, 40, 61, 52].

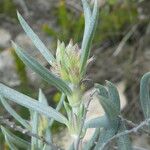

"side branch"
[100, 118, 150, 150]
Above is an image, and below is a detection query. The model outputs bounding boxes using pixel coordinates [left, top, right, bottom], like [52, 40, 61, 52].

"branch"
[75, 90, 97, 150]
[0, 116, 62, 150]
[100, 118, 150, 150]
[120, 116, 150, 136]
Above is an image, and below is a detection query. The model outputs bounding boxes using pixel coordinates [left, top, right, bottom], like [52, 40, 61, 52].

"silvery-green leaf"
[95, 128, 116, 150]
[80, 0, 99, 74]
[38, 89, 52, 149]
[140, 72, 150, 119]
[117, 121, 132, 150]
[106, 81, 120, 112]
[83, 128, 100, 150]
[17, 11, 55, 65]
[12, 42, 72, 95]
[97, 95, 119, 120]
[81, 0, 92, 26]
[0, 83, 68, 125]
[1, 126, 30, 149]
[31, 90, 41, 150]
[95, 83, 108, 98]
[85, 115, 109, 129]
[0, 95, 30, 129]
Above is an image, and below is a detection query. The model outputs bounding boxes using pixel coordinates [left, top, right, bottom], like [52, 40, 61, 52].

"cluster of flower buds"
[51, 40, 81, 85]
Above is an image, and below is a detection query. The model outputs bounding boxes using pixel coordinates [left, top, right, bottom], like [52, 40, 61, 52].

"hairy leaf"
[0, 83, 68, 125]
[140, 72, 150, 119]
[12, 42, 72, 95]
[80, 0, 99, 74]
[117, 121, 132, 150]
[17, 11, 55, 64]
[0, 95, 30, 129]
[1, 126, 30, 149]
[85, 115, 109, 129]
[97, 95, 119, 120]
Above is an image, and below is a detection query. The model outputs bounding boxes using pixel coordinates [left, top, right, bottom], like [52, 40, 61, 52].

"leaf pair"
[13, 12, 72, 96]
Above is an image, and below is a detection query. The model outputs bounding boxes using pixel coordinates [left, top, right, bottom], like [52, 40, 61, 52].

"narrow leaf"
[80, 0, 99, 74]
[17, 11, 55, 64]
[1, 126, 30, 149]
[38, 89, 52, 149]
[0, 83, 68, 124]
[81, 0, 92, 25]
[140, 72, 150, 119]
[12, 42, 72, 95]
[0, 95, 30, 129]
[31, 90, 41, 150]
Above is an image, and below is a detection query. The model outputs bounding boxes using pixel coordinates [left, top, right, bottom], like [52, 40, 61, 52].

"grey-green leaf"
[0, 83, 68, 125]
[1, 126, 30, 149]
[80, 0, 99, 74]
[17, 11, 55, 65]
[95, 83, 108, 98]
[140, 72, 150, 119]
[38, 89, 52, 148]
[117, 121, 132, 150]
[97, 95, 119, 120]
[85, 115, 109, 129]
[31, 90, 40, 150]
[12, 42, 72, 95]
[0, 95, 30, 129]
[95, 128, 116, 150]
[106, 81, 120, 112]
[83, 128, 100, 150]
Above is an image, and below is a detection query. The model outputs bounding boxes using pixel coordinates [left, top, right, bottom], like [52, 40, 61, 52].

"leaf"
[0, 95, 30, 129]
[83, 128, 100, 150]
[85, 115, 109, 129]
[106, 81, 120, 112]
[140, 72, 150, 119]
[95, 83, 108, 98]
[117, 121, 132, 150]
[0, 83, 68, 125]
[97, 95, 119, 120]
[12, 42, 72, 95]
[1, 126, 30, 149]
[17, 11, 55, 65]
[95, 128, 116, 150]
[81, 0, 92, 25]
[38, 89, 52, 148]
[80, 0, 99, 74]
[31, 91, 40, 150]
